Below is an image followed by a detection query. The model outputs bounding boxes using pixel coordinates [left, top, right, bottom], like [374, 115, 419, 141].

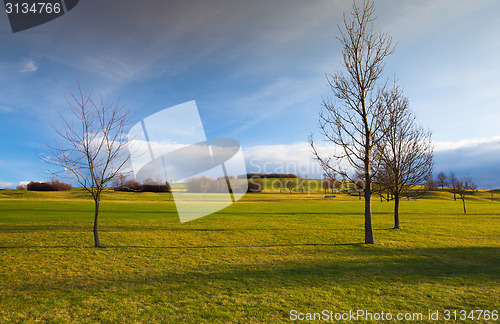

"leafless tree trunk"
[436, 171, 448, 191]
[310, 0, 395, 244]
[94, 198, 100, 247]
[43, 83, 130, 248]
[488, 187, 495, 201]
[376, 89, 434, 229]
[322, 177, 330, 194]
[286, 179, 295, 194]
[456, 176, 476, 214]
[449, 171, 457, 201]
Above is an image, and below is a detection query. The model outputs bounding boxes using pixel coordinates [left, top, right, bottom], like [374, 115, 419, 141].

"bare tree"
[112, 173, 128, 188]
[372, 178, 386, 202]
[322, 177, 331, 194]
[488, 187, 495, 201]
[277, 176, 285, 193]
[376, 91, 434, 229]
[285, 179, 295, 194]
[449, 171, 457, 201]
[426, 176, 438, 191]
[43, 84, 130, 248]
[298, 178, 305, 194]
[310, 0, 395, 244]
[322, 174, 336, 194]
[436, 171, 448, 190]
[200, 176, 210, 200]
[456, 176, 476, 214]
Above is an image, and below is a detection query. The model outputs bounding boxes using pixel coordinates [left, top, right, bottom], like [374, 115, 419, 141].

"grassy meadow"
[0, 188, 499, 323]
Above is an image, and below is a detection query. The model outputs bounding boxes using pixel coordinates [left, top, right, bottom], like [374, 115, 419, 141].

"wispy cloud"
[0, 105, 14, 113]
[244, 141, 346, 177]
[0, 181, 14, 189]
[0, 180, 35, 189]
[381, 1, 484, 44]
[19, 59, 38, 73]
[435, 136, 500, 151]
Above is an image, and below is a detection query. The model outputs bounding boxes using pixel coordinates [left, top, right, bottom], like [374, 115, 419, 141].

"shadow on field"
[5, 246, 500, 293]
[105, 242, 363, 249]
[120, 246, 500, 286]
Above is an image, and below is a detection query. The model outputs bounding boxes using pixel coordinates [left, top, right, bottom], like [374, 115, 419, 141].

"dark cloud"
[434, 141, 500, 189]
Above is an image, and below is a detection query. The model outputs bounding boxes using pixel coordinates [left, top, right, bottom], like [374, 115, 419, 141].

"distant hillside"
[238, 173, 298, 179]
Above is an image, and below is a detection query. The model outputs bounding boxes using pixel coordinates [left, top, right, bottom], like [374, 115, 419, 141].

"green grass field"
[0, 189, 499, 323]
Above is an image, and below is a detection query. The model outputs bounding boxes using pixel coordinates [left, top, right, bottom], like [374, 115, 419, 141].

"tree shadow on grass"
[115, 246, 500, 287]
[5, 246, 500, 291]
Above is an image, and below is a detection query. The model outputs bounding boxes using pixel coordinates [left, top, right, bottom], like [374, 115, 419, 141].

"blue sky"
[1, 0, 500, 188]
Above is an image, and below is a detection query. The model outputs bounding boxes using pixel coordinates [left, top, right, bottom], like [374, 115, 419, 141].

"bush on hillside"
[26, 179, 72, 191]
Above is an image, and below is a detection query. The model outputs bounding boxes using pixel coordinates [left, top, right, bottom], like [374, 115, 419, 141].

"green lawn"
[0, 190, 499, 323]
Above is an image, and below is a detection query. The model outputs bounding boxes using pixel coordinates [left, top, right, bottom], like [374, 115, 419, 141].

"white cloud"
[0, 180, 38, 189]
[242, 136, 500, 188]
[244, 141, 345, 177]
[19, 59, 38, 73]
[244, 136, 500, 165]
[435, 136, 500, 152]
[0, 181, 14, 189]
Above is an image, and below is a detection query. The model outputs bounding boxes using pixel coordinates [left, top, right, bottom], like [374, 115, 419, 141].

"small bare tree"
[322, 177, 331, 194]
[456, 176, 476, 214]
[322, 173, 337, 194]
[200, 176, 210, 200]
[436, 171, 448, 191]
[43, 84, 130, 247]
[488, 187, 495, 201]
[112, 173, 128, 188]
[449, 171, 457, 201]
[285, 179, 295, 194]
[376, 91, 434, 229]
[426, 176, 438, 191]
[310, 0, 395, 244]
[277, 176, 285, 193]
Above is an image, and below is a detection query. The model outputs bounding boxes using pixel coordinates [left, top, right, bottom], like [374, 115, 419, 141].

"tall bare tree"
[376, 90, 434, 229]
[310, 0, 395, 244]
[456, 175, 476, 214]
[43, 84, 130, 247]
